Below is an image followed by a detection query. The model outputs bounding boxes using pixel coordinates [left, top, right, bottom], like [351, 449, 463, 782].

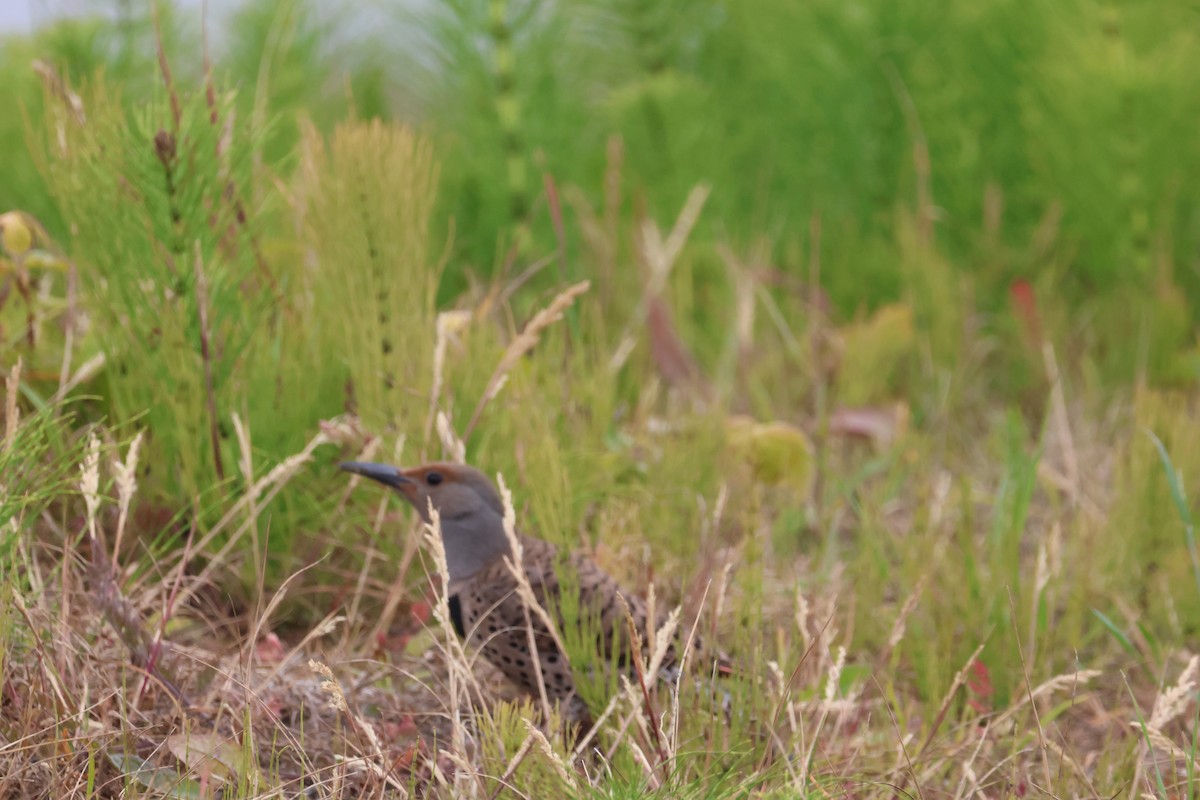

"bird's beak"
[339, 461, 415, 490]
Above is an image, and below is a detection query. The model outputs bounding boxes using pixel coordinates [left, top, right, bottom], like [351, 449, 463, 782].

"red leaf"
[390, 742, 420, 772]
[254, 632, 286, 665]
[385, 715, 420, 741]
[410, 601, 432, 625]
[1009, 279, 1042, 348]
[965, 658, 993, 714]
[374, 629, 410, 655]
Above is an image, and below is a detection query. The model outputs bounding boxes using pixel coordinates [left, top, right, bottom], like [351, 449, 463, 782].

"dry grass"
[1, 526, 1165, 799]
[4, 320, 1198, 800]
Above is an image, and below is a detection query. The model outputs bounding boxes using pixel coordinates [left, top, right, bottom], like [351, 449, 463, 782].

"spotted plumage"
[340, 460, 708, 727]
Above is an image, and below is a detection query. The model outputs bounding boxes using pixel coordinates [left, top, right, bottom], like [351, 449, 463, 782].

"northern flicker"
[340, 460, 716, 727]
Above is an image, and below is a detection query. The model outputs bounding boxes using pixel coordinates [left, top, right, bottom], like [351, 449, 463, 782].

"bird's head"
[339, 460, 510, 583]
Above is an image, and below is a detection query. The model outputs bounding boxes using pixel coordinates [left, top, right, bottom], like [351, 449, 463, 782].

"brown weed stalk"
[463, 280, 591, 439]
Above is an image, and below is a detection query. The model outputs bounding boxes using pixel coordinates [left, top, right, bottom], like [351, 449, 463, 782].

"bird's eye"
[426, 471, 444, 486]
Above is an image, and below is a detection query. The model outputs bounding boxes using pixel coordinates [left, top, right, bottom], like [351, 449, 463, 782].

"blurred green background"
[6, 0, 1197, 365]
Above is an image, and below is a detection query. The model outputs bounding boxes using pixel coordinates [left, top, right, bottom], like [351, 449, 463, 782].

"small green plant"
[39, 65, 270, 511]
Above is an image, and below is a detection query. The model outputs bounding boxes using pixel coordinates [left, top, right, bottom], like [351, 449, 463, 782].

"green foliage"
[300, 119, 442, 436]
[1106, 389, 1200, 636]
[40, 74, 269, 507]
[5, 0, 1199, 402]
[835, 304, 916, 408]
[408, 0, 1200, 343]
[1022, 2, 1200, 288]
[0, 404, 72, 580]
[221, 0, 344, 167]
[0, 37, 61, 236]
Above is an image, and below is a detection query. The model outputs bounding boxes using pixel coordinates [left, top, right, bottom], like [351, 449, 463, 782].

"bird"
[340, 459, 717, 728]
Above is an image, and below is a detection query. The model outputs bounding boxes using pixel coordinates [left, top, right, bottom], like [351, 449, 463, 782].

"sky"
[0, 1, 241, 34]
[0, 2, 34, 32]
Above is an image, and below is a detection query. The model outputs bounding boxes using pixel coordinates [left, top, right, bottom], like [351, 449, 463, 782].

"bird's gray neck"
[440, 509, 512, 584]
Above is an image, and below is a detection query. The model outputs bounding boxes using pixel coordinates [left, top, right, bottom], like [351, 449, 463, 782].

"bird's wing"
[566, 550, 733, 679]
[455, 549, 579, 705]
[563, 548, 683, 672]
[538, 539, 734, 681]
[513, 535, 646, 656]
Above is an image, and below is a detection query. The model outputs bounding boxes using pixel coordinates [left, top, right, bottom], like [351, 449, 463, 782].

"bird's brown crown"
[397, 462, 505, 521]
